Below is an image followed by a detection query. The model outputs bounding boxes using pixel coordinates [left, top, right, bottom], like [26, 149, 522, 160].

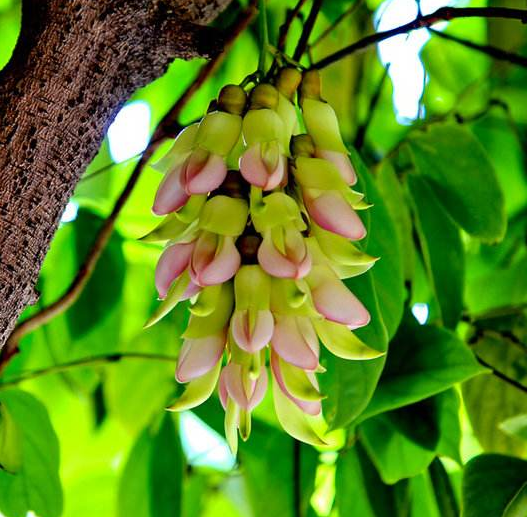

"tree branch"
[476, 355, 527, 395]
[311, 6, 527, 69]
[0, 0, 234, 350]
[293, 0, 323, 61]
[0, 352, 179, 389]
[429, 27, 527, 68]
[0, 1, 257, 368]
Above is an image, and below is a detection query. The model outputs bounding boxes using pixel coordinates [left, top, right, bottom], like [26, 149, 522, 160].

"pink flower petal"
[305, 191, 366, 240]
[152, 164, 190, 215]
[239, 143, 285, 191]
[248, 368, 268, 410]
[184, 151, 227, 195]
[181, 280, 201, 301]
[316, 149, 357, 185]
[176, 332, 226, 383]
[271, 316, 319, 371]
[223, 363, 250, 409]
[231, 309, 274, 353]
[257, 231, 311, 280]
[270, 352, 321, 415]
[311, 277, 370, 329]
[257, 234, 298, 279]
[155, 242, 195, 299]
[218, 368, 229, 410]
[190, 234, 241, 287]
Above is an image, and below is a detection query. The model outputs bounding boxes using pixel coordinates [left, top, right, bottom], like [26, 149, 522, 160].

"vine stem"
[311, 6, 527, 69]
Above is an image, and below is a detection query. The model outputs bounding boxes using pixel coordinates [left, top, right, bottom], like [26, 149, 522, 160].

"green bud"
[249, 84, 279, 110]
[218, 84, 247, 116]
[291, 134, 315, 158]
[276, 68, 302, 101]
[300, 70, 322, 103]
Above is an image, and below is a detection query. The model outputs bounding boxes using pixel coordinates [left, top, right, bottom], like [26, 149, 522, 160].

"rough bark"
[0, 0, 230, 348]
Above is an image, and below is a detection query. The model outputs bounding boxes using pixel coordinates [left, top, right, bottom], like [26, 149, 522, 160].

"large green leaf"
[0, 390, 62, 517]
[376, 160, 414, 281]
[321, 271, 388, 429]
[382, 389, 462, 463]
[335, 441, 410, 517]
[361, 313, 486, 420]
[67, 209, 126, 338]
[118, 413, 184, 517]
[406, 123, 506, 242]
[359, 414, 436, 484]
[408, 174, 464, 329]
[240, 420, 318, 517]
[462, 454, 527, 517]
[429, 458, 459, 517]
[353, 148, 405, 340]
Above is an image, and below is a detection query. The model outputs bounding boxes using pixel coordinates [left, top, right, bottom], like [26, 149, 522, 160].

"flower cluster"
[143, 69, 381, 453]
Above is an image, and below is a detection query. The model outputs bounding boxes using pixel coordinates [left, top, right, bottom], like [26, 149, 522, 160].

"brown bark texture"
[0, 0, 230, 349]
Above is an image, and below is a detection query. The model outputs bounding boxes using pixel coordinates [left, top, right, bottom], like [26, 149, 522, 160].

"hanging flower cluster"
[142, 69, 382, 453]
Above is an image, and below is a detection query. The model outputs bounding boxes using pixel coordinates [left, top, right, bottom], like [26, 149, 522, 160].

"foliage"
[1, 0, 527, 515]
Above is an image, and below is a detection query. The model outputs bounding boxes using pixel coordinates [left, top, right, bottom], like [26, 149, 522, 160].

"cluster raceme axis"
[142, 68, 382, 453]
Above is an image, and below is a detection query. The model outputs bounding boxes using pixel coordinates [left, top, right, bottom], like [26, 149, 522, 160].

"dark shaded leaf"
[408, 174, 464, 329]
[462, 454, 527, 517]
[406, 123, 506, 242]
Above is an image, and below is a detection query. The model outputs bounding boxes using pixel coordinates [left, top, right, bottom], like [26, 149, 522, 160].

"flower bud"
[218, 84, 247, 116]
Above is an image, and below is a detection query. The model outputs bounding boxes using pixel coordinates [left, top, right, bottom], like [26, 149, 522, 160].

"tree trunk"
[0, 0, 229, 348]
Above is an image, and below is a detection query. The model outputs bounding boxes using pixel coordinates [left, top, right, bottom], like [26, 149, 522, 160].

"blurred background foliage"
[1, 0, 527, 515]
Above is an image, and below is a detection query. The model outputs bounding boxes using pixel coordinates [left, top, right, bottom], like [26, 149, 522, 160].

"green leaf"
[429, 458, 459, 517]
[67, 209, 125, 338]
[376, 160, 414, 281]
[504, 482, 527, 517]
[335, 441, 410, 517]
[408, 174, 464, 329]
[239, 419, 318, 517]
[118, 414, 184, 517]
[361, 312, 486, 420]
[384, 397, 441, 452]
[406, 123, 506, 242]
[359, 414, 436, 484]
[0, 390, 62, 517]
[462, 454, 527, 517]
[321, 271, 388, 429]
[150, 414, 184, 517]
[463, 333, 527, 456]
[353, 148, 405, 340]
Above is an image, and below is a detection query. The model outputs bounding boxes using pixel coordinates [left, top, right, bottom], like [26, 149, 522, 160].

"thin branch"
[429, 27, 527, 68]
[476, 355, 527, 394]
[277, 0, 308, 52]
[311, 6, 527, 69]
[0, 352, 179, 388]
[0, 2, 258, 369]
[293, 0, 323, 61]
